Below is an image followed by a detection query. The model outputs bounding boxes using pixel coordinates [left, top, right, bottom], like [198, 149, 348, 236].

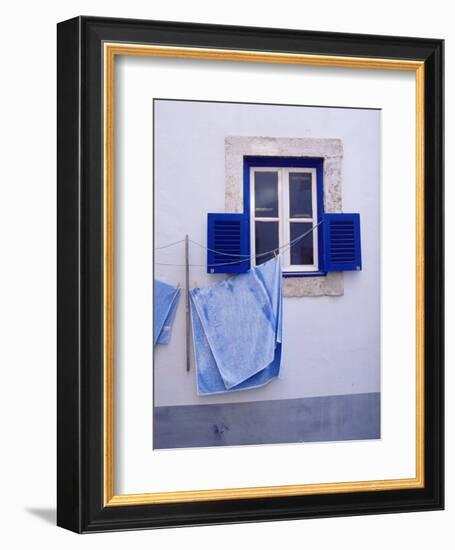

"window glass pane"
[289, 172, 312, 218]
[290, 222, 314, 265]
[255, 221, 279, 265]
[254, 172, 278, 218]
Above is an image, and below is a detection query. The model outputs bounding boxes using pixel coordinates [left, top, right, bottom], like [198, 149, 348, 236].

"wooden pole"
[185, 234, 190, 372]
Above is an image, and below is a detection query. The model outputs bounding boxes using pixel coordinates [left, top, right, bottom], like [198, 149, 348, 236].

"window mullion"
[282, 167, 290, 269]
[279, 167, 283, 264]
[250, 167, 256, 267]
[311, 169, 319, 270]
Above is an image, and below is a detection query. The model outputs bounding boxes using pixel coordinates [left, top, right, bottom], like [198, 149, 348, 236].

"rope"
[190, 220, 322, 259]
[154, 238, 186, 250]
[154, 220, 323, 268]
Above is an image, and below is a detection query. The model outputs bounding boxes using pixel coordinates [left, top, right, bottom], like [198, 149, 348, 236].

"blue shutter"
[322, 213, 362, 272]
[207, 213, 250, 274]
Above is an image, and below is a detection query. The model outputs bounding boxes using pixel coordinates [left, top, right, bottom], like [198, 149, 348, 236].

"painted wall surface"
[154, 99, 380, 407]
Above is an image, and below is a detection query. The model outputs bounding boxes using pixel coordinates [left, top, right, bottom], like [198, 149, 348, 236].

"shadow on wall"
[25, 508, 56, 525]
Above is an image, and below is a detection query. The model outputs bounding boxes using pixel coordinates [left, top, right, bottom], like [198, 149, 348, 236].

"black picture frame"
[57, 16, 444, 533]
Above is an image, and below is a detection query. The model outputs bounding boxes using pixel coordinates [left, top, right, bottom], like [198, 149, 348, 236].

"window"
[246, 158, 323, 274]
[208, 154, 361, 279]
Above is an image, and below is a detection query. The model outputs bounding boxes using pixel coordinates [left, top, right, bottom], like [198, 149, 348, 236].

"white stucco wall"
[154, 99, 380, 407]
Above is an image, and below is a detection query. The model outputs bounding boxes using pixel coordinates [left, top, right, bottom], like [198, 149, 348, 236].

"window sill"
[283, 271, 343, 297]
[283, 271, 327, 278]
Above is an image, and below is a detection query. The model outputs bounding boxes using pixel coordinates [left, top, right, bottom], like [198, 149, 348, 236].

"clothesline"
[154, 220, 323, 268]
[154, 238, 187, 250]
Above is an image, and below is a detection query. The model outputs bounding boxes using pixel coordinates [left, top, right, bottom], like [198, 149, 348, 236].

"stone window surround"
[225, 136, 344, 297]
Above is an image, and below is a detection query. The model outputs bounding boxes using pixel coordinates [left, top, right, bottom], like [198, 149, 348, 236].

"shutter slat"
[207, 213, 250, 274]
[322, 213, 362, 272]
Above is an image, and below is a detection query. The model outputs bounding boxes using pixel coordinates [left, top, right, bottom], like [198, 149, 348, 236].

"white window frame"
[250, 166, 319, 273]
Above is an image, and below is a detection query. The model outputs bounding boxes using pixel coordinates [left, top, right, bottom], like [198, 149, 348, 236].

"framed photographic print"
[57, 16, 444, 533]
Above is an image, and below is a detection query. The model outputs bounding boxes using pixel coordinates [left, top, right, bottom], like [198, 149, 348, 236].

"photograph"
[153, 98, 379, 449]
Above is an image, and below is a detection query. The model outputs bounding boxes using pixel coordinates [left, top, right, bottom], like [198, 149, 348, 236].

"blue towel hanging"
[154, 279, 181, 345]
[189, 257, 283, 395]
